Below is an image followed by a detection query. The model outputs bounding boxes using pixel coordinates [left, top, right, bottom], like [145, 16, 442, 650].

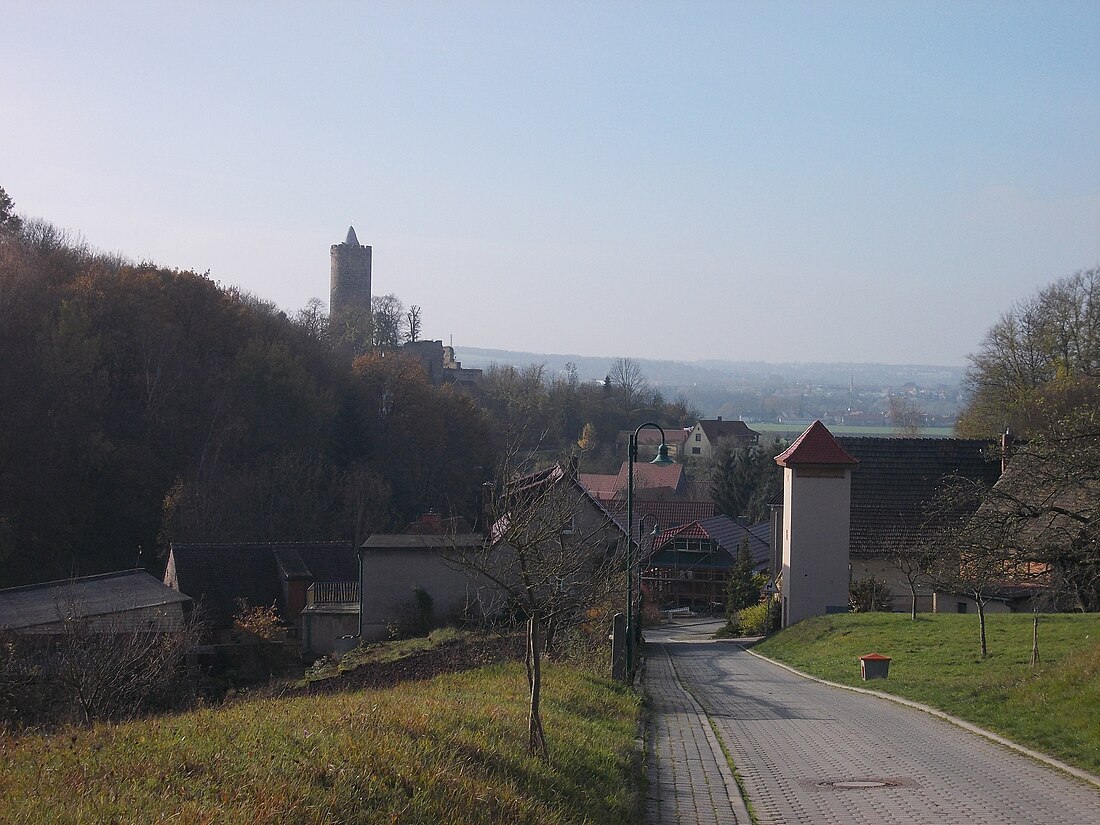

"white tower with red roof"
[775, 421, 859, 627]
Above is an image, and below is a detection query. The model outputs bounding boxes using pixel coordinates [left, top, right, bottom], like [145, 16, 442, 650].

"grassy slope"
[0, 662, 640, 824]
[754, 613, 1100, 774]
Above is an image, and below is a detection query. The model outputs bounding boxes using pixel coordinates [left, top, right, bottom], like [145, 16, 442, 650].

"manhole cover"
[802, 778, 915, 791]
[831, 781, 889, 789]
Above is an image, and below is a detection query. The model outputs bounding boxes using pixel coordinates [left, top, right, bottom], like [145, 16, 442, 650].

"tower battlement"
[330, 226, 372, 323]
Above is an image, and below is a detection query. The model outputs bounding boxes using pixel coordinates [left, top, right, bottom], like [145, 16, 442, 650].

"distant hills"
[453, 346, 967, 423]
[454, 346, 965, 390]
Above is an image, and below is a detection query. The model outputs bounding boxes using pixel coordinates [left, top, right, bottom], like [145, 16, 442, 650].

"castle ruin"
[330, 226, 371, 323]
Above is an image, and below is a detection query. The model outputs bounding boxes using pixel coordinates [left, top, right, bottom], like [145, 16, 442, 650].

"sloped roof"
[604, 499, 717, 533]
[650, 515, 770, 568]
[490, 462, 628, 545]
[361, 534, 485, 550]
[345, 226, 359, 245]
[979, 446, 1097, 551]
[0, 570, 191, 631]
[837, 436, 1000, 557]
[578, 461, 687, 497]
[776, 420, 859, 467]
[166, 541, 357, 624]
[697, 419, 760, 442]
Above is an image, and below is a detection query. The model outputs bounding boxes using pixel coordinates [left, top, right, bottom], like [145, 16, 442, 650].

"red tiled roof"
[579, 462, 687, 496]
[602, 499, 717, 531]
[775, 420, 859, 467]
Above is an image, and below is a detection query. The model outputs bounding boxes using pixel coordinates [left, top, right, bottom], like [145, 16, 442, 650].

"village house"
[641, 515, 769, 611]
[683, 418, 760, 460]
[163, 541, 358, 638]
[0, 570, 192, 635]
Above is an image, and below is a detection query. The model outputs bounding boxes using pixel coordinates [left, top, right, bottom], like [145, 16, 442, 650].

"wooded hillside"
[0, 217, 495, 588]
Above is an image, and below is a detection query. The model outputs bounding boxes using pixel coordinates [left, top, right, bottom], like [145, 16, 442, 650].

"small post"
[611, 612, 626, 681]
[1030, 611, 1040, 668]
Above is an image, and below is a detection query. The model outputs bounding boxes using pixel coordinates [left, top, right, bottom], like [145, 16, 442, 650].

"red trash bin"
[860, 653, 891, 680]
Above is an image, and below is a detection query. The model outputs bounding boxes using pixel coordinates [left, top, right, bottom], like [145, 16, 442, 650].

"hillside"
[0, 662, 641, 824]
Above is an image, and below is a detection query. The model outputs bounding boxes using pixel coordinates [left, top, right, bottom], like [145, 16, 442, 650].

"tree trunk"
[1030, 614, 1040, 668]
[977, 599, 988, 659]
[527, 616, 548, 759]
[910, 586, 918, 620]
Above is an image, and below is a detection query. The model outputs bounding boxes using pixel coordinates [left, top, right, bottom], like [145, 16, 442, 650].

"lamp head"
[650, 443, 674, 466]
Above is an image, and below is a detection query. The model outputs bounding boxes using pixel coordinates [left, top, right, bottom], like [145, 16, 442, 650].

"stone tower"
[775, 420, 859, 627]
[329, 226, 372, 322]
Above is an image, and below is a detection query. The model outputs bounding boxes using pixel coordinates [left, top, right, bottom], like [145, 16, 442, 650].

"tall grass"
[0, 662, 641, 824]
[755, 612, 1100, 773]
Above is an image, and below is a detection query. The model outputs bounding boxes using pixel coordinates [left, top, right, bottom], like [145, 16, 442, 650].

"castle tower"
[775, 420, 859, 627]
[330, 226, 372, 322]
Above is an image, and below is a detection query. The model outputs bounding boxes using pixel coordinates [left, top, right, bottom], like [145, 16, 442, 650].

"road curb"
[660, 645, 754, 824]
[743, 647, 1100, 790]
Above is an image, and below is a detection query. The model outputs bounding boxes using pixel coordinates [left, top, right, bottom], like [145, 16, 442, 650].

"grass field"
[0, 662, 641, 824]
[752, 422, 956, 438]
[754, 612, 1100, 774]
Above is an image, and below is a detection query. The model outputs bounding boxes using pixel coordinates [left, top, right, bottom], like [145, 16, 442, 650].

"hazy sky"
[3, 2, 1098, 366]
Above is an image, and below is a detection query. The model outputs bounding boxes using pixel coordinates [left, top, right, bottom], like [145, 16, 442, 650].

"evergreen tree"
[725, 535, 760, 624]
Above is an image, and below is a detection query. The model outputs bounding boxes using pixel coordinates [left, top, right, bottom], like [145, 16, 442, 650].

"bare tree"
[883, 525, 936, 620]
[404, 305, 422, 343]
[446, 452, 627, 758]
[294, 297, 328, 342]
[607, 357, 648, 412]
[1, 608, 205, 728]
[888, 395, 923, 436]
[372, 293, 405, 350]
[925, 476, 1042, 658]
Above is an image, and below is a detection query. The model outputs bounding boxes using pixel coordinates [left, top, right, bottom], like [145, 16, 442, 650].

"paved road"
[644, 621, 1100, 825]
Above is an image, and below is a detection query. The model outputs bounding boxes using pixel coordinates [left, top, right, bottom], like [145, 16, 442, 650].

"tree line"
[0, 190, 496, 588]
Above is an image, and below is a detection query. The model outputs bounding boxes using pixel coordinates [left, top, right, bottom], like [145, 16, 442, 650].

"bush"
[849, 576, 894, 612]
[0, 612, 204, 729]
[737, 600, 780, 635]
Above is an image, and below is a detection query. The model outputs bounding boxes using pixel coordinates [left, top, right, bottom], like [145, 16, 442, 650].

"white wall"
[782, 466, 852, 626]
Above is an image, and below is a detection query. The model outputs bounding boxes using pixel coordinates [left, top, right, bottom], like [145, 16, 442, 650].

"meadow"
[0, 662, 641, 824]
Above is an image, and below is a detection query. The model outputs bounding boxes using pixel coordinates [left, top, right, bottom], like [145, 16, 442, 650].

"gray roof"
[166, 541, 357, 624]
[361, 534, 486, 550]
[345, 225, 359, 245]
[0, 570, 191, 630]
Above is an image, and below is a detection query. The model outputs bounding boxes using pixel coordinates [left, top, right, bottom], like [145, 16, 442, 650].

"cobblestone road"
[645, 630, 1100, 825]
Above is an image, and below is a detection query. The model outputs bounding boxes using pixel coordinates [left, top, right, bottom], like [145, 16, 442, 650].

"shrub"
[849, 576, 894, 612]
[737, 600, 780, 635]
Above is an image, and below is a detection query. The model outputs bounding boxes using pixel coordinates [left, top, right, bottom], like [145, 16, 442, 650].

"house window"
[694, 434, 701, 441]
[561, 516, 575, 535]
[957, 602, 967, 614]
[692, 447, 701, 455]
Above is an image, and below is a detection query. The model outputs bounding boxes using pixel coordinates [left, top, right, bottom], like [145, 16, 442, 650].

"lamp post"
[626, 422, 674, 680]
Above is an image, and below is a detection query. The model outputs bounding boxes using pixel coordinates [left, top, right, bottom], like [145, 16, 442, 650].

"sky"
[2, 1, 1098, 366]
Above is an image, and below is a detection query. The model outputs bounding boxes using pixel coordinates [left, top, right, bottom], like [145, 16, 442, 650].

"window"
[694, 433, 701, 441]
[561, 516, 575, 535]
[957, 602, 968, 614]
[692, 447, 701, 455]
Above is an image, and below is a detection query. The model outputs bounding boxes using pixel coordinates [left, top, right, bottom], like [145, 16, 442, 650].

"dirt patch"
[297, 633, 527, 696]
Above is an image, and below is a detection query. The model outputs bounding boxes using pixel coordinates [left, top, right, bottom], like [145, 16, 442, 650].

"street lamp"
[626, 422, 674, 680]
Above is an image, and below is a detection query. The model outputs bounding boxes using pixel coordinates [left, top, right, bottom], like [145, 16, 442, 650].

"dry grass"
[0, 661, 641, 824]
